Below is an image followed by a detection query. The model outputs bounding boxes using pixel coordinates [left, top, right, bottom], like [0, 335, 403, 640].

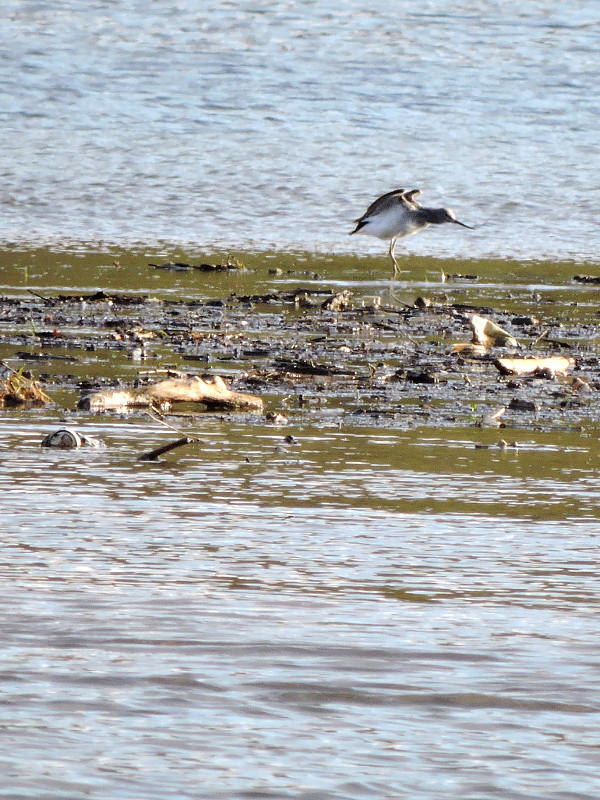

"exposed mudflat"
[1, 253, 599, 435]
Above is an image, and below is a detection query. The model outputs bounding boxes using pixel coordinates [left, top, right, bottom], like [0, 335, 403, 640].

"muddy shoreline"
[1, 252, 599, 435]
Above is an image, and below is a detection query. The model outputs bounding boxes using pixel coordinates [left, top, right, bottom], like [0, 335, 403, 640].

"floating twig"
[138, 436, 200, 462]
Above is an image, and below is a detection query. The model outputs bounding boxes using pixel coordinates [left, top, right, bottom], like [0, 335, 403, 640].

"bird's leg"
[389, 237, 400, 275]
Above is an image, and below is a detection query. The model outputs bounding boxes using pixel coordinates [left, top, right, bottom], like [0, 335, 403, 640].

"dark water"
[2, 0, 600, 260]
[1, 247, 600, 798]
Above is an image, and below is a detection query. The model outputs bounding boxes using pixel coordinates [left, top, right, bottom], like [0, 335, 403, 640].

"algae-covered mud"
[2, 247, 600, 800]
[1, 246, 600, 519]
[0, 247, 598, 437]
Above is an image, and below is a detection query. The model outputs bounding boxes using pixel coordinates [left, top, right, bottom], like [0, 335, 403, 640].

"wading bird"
[351, 188, 473, 274]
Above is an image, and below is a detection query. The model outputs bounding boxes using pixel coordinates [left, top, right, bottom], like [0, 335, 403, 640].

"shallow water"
[2, 0, 600, 261]
[2, 419, 600, 800]
[1, 245, 600, 798]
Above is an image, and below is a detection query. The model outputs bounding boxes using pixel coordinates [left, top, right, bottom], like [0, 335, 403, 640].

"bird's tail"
[350, 220, 368, 235]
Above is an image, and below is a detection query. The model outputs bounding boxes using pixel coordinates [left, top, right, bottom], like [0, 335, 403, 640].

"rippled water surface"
[2, 0, 600, 260]
[2, 425, 600, 799]
[2, 418, 600, 800]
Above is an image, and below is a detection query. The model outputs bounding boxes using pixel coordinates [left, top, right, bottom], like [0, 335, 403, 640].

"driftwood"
[138, 436, 200, 461]
[494, 356, 575, 377]
[470, 314, 518, 348]
[79, 375, 263, 412]
[478, 406, 507, 426]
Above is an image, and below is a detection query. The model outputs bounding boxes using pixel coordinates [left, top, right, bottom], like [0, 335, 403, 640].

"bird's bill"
[453, 219, 474, 229]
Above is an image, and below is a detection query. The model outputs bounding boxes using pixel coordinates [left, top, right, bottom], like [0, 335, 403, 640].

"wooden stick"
[138, 436, 200, 462]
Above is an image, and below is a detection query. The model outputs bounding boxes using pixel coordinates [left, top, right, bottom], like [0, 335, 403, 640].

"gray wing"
[355, 188, 406, 223]
[401, 189, 422, 209]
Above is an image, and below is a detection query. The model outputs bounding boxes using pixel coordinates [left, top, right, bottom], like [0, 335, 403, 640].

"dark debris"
[0, 285, 598, 431]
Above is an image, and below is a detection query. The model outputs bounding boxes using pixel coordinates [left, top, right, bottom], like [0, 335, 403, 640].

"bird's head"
[436, 207, 473, 228]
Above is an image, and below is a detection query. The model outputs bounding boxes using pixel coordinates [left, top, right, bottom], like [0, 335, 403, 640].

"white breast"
[360, 206, 424, 240]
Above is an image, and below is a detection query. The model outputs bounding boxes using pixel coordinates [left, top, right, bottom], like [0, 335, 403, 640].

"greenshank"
[351, 188, 473, 274]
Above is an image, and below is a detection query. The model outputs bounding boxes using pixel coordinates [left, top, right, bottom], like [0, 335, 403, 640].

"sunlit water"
[2, 0, 600, 260]
[1, 397, 600, 797]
